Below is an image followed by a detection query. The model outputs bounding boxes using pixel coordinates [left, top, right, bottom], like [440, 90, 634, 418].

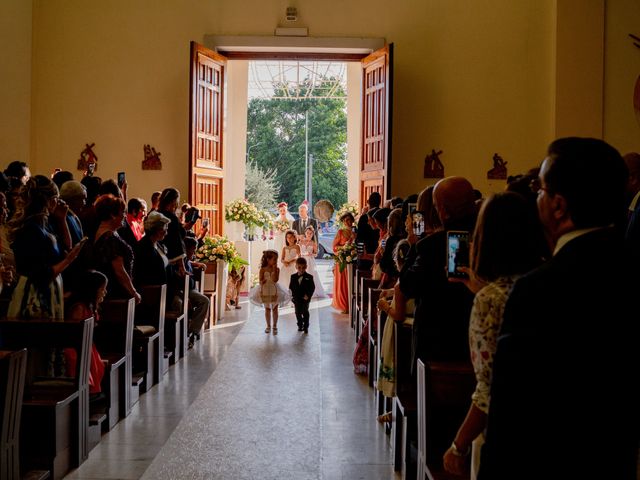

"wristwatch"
[450, 441, 470, 457]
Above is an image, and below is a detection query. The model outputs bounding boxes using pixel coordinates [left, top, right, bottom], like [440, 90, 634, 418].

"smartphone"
[202, 217, 210, 228]
[446, 230, 470, 278]
[407, 202, 417, 214]
[86, 163, 95, 176]
[117, 171, 126, 188]
[411, 211, 425, 236]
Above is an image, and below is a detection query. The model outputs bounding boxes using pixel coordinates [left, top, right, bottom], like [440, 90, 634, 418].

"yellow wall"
[15, 0, 640, 204]
[0, 0, 32, 166]
[604, 0, 640, 156]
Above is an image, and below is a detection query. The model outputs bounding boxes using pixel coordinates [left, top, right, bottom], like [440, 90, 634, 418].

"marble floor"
[64, 265, 398, 479]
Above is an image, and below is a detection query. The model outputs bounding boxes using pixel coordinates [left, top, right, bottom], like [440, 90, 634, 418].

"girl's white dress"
[279, 245, 298, 290]
[273, 214, 294, 253]
[249, 270, 290, 308]
[300, 242, 326, 298]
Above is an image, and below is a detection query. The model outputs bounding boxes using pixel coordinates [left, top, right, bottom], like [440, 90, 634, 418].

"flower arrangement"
[336, 201, 359, 227]
[224, 198, 262, 227]
[274, 219, 290, 233]
[334, 242, 358, 272]
[195, 234, 248, 271]
[256, 209, 274, 230]
[250, 273, 260, 289]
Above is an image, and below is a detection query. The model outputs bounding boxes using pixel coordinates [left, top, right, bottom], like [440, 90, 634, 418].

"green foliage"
[244, 161, 279, 210]
[246, 78, 347, 210]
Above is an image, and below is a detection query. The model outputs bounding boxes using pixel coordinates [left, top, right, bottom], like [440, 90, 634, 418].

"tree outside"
[246, 78, 347, 213]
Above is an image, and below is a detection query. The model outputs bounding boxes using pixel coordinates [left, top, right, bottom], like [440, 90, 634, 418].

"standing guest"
[52, 170, 74, 190]
[442, 192, 546, 478]
[356, 192, 382, 270]
[64, 270, 108, 395]
[289, 257, 315, 333]
[119, 197, 147, 248]
[331, 211, 355, 313]
[371, 207, 391, 281]
[91, 194, 140, 303]
[7, 176, 85, 319]
[479, 138, 639, 480]
[59, 180, 87, 246]
[378, 208, 405, 288]
[149, 191, 162, 213]
[292, 201, 318, 242]
[79, 175, 103, 238]
[401, 177, 477, 367]
[4, 161, 30, 185]
[0, 191, 16, 275]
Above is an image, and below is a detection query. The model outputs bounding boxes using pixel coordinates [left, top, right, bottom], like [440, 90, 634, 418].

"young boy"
[289, 257, 315, 333]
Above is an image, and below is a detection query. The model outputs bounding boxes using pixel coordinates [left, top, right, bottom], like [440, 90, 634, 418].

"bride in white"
[299, 226, 326, 298]
[274, 201, 294, 253]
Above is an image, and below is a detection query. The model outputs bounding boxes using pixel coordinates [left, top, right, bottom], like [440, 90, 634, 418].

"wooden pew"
[392, 320, 417, 478]
[359, 278, 378, 342]
[202, 265, 217, 330]
[164, 275, 189, 363]
[95, 298, 135, 427]
[0, 317, 94, 480]
[354, 270, 372, 341]
[417, 360, 475, 480]
[133, 284, 166, 392]
[1, 349, 28, 480]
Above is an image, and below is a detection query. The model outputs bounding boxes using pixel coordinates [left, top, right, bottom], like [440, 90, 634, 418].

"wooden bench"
[133, 284, 166, 392]
[0, 317, 94, 480]
[417, 360, 475, 480]
[95, 298, 135, 428]
[164, 275, 189, 364]
[1, 349, 28, 480]
[392, 320, 417, 478]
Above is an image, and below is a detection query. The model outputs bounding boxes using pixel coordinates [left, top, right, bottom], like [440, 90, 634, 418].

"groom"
[293, 201, 318, 242]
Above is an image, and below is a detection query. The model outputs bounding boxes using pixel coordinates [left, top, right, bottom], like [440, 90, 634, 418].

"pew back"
[0, 349, 27, 480]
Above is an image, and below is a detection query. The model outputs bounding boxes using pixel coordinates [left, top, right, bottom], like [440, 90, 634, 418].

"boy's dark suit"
[289, 272, 315, 330]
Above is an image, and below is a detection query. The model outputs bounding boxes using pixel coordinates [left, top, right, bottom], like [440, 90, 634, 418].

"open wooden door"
[360, 44, 393, 207]
[189, 41, 227, 235]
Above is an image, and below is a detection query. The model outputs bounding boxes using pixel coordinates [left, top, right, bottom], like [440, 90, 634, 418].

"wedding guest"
[7, 176, 85, 318]
[133, 211, 172, 287]
[119, 197, 147, 248]
[91, 194, 140, 303]
[59, 180, 87, 246]
[52, 170, 74, 190]
[183, 236, 210, 347]
[4, 161, 30, 185]
[158, 188, 187, 276]
[332, 211, 355, 313]
[356, 192, 381, 270]
[149, 191, 161, 213]
[378, 208, 405, 288]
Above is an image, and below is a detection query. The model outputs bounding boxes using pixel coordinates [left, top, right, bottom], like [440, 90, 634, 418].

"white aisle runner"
[141, 304, 322, 480]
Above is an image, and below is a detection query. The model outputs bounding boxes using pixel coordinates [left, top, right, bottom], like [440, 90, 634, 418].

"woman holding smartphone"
[443, 192, 546, 479]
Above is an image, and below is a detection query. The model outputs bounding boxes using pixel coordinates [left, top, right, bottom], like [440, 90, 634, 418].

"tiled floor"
[64, 262, 397, 479]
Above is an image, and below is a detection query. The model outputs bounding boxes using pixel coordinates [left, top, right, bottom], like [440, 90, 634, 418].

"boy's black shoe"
[297, 326, 303, 331]
[303, 328, 308, 334]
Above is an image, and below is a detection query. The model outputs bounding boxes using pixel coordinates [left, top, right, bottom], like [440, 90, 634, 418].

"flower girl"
[279, 230, 300, 290]
[249, 249, 290, 334]
[299, 226, 326, 298]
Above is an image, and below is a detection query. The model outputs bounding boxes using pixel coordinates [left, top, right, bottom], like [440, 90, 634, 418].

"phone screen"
[412, 212, 425, 236]
[117, 172, 125, 188]
[447, 230, 470, 278]
[202, 218, 210, 228]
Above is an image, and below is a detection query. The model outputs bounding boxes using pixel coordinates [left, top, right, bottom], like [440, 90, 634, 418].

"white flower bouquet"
[334, 242, 358, 272]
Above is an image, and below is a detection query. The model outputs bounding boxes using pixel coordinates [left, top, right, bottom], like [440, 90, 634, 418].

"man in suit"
[479, 138, 639, 480]
[292, 201, 318, 242]
[400, 176, 477, 366]
[289, 257, 315, 333]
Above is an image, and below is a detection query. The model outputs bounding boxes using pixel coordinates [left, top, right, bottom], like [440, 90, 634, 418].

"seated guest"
[8, 175, 85, 319]
[158, 188, 188, 276]
[183, 236, 210, 347]
[133, 211, 171, 288]
[91, 194, 140, 303]
[119, 197, 147, 248]
[441, 192, 545, 478]
[401, 176, 477, 366]
[64, 270, 108, 395]
[479, 138, 639, 480]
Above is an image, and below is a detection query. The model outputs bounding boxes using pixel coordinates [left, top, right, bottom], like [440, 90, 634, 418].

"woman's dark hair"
[81, 175, 102, 206]
[98, 179, 122, 198]
[339, 211, 355, 223]
[260, 250, 278, 268]
[393, 239, 411, 270]
[183, 236, 198, 250]
[417, 185, 441, 233]
[367, 207, 379, 219]
[471, 192, 546, 282]
[544, 137, 627, 229]
[66, 270, 108, 315]
[390, 196, 403, 208]
[372, 207, 391, 229]
[52, 171, 74, 189]
[127, 197, 146, 214]
[387, 208, 405, 237]
[368, 191, 382, 208]
[4, 161, 28, 179]
[159, 188, 180, 211]
[94, 194, 126, 223]
[8, 175, 59, 241]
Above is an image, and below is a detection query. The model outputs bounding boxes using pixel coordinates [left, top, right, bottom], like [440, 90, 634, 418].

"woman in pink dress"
[331, 212, 355, 313]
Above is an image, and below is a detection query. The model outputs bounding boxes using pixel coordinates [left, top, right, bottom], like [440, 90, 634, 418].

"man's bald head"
[432, 176, 476, 225]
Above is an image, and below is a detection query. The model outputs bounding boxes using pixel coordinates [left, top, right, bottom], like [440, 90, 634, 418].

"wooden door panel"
[190, 42, 227, 235]
[360, 44, 393, 208]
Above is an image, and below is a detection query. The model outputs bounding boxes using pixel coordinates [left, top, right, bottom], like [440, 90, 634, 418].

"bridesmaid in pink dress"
[332, 212, 355, 313]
